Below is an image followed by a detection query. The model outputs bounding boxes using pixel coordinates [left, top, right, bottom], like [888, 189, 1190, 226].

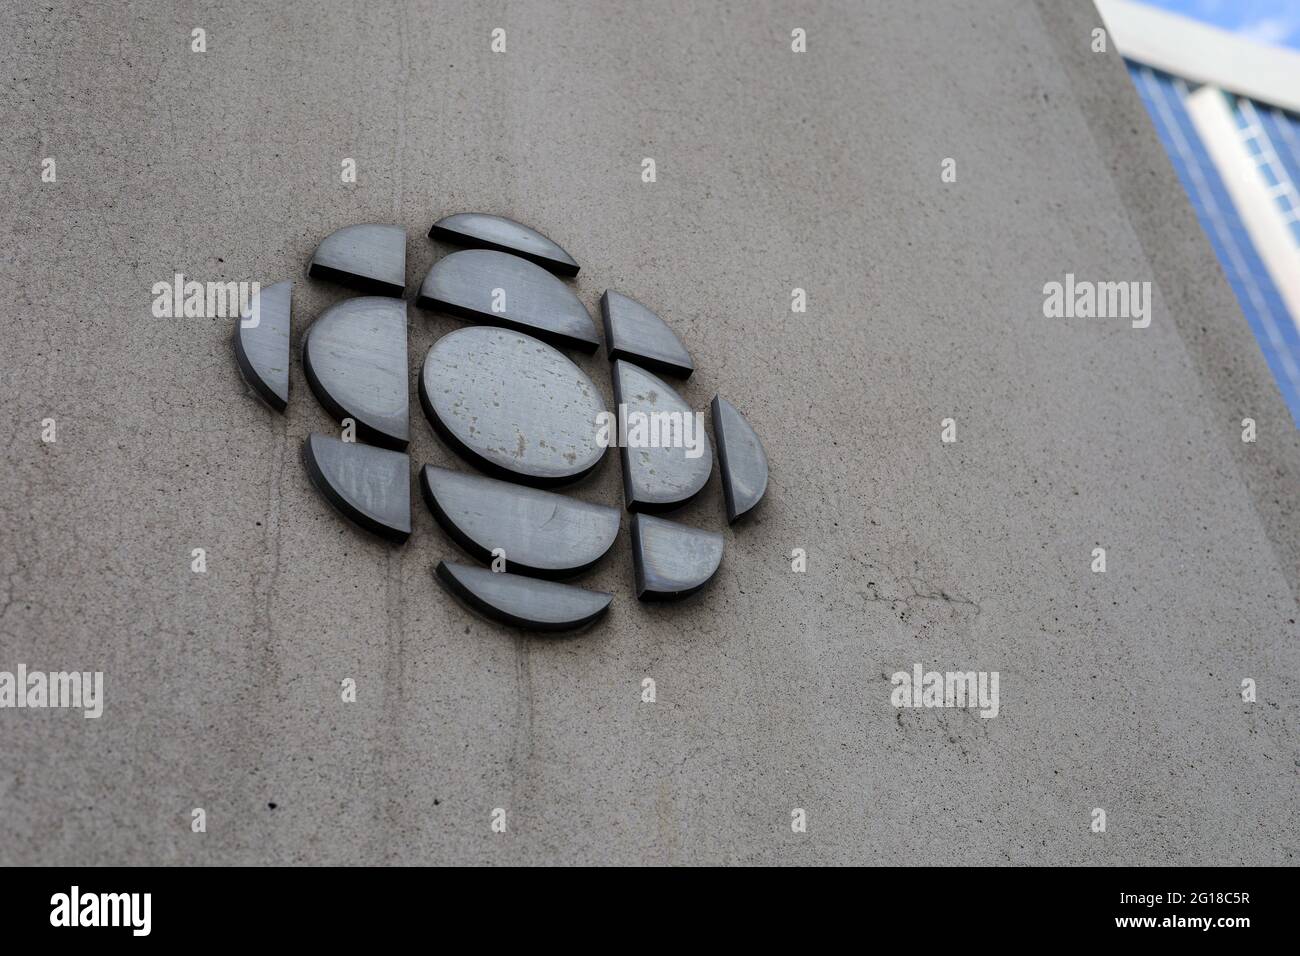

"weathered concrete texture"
[1, 1, 1296, 865]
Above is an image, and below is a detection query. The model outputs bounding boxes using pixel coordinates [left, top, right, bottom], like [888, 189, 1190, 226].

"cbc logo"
[235, 214, 767, 631]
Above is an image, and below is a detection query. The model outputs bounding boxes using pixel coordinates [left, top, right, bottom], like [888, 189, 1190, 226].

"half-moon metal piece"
[308, 223, 406, 297]
[630, 513, 724, 601]
[303, 433, 411, 542]
[303, 296, 409, 450]
[429, 213, 580, 277]
[711, 395, 769, 523]
[416, 249, 599, 353]
[419, 326, 607, 487]
[421, 466, 620, 578]
[234, 280, 291, 411]
[600, 290, 694, 379]
[435, 561, 612, 631]
[610, 360, 712, 513]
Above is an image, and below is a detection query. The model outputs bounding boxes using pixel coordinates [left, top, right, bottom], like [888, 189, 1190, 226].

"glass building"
[1100, 0, 1300, 424]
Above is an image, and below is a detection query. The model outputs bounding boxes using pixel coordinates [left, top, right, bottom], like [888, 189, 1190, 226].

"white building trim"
[1186, 85, 1300, 337]
[1096, 0, 1300, 114]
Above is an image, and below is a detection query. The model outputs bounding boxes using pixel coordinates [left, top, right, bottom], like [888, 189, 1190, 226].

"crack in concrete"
[858, 564, 982, 623]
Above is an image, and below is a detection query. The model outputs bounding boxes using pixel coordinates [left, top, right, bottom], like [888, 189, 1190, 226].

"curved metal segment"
[436, 561, 612, 631]
[420, 466, 619, 578]
[234, 280, 292, 411]
[303, 296, 409, 450]
[711, 395, 769, 523]
[631, 514, 723, 601]
[416, 249, 599, 353]
[429, 212, 579, 276]
[304, 433, 411, 543]
[308, 223, 406, 297]
[611, 360, 712, 512]
[600, 290, 694, 379]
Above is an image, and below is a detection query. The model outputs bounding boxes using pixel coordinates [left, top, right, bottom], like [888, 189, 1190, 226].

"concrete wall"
[1, 0, 1296, 865]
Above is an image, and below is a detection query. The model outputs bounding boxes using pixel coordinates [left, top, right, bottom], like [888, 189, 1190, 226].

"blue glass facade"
[1127, 62, 1300, 424]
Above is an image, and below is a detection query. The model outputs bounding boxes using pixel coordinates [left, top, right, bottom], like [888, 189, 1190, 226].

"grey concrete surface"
[1, 0, 1296, 865]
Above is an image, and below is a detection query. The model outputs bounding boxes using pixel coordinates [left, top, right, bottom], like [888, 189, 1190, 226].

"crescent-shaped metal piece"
[420, 466, 620, 578]
[303, 433, 411, 543]
[429, 212, 580, 276]
[611, 360, 712, 512]
[711, 395, 769, 523]
[600, 290, 694, 379]
[303, 296, 409, 450]
[234, 280, 291, 411]
[630, 513, 724, 601]
[308, 223, 406, 297]
[435, 560, 612, 631]
[415, 249, 599, 353]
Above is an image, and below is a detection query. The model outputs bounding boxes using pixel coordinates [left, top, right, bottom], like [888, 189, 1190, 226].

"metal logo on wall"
[234, 213, 768, 631]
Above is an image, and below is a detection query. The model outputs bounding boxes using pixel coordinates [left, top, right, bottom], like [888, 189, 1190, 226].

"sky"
[1138, 0, 1300, 49]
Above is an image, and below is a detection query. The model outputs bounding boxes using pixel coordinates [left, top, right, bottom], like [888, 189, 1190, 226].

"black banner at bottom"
[0, 866, 1280, 941]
